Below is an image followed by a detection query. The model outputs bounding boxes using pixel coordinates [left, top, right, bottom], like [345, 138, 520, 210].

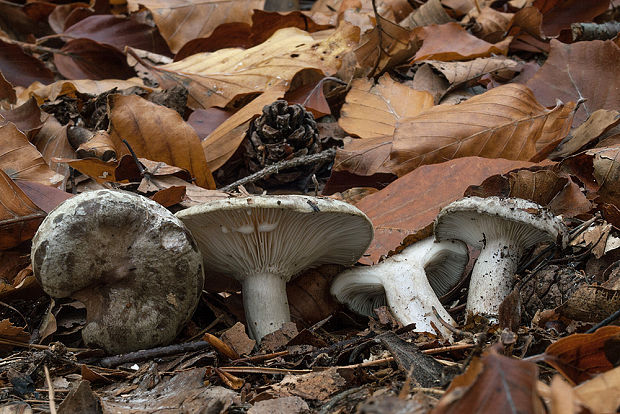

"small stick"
[220, 148, 336, 192]
[0, 338, 86, 353]
[432, 306, 474, 339]
[44, 365, 57, 414]
[0, 35, 72, 56]
[97, 341, 213, 368]
[586, 308, 620, 333]
[232, 350, 289, 364]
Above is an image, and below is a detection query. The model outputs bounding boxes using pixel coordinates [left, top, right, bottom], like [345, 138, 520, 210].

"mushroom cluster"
[175, 195, 374, 342]
[31, 190, 204, 354]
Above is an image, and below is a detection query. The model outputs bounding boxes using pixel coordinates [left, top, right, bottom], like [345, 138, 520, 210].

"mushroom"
[434, 196, 568, 318]
[31, 189, 204, 354]
[175, 195, 373, 342]
[330, 237, 468, 337]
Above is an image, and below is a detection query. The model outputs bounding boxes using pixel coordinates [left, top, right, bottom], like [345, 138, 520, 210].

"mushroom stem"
[378, 261, 456, 337]
[242, 272, 290, 341]
[466, 237, 524, 316]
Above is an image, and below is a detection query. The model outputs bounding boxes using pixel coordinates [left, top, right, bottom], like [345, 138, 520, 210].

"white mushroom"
[31, 190, 204, 354]
[434, 196, 568, 318]
[175, 195, 373, 342]
[330, 237, 468, 338]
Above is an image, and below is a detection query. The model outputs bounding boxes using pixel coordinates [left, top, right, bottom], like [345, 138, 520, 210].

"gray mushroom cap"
[31, 189, 204, 354]
[434, 196, 568, 250]
[175, 195, 374, 341]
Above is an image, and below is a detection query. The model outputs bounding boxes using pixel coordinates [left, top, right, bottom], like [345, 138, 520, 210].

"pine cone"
[244, 100, 320, 185]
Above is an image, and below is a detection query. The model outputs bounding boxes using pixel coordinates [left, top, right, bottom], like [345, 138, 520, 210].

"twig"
[121, 139, 146, 177]
[232, 350, 289, 364]
[220, 148, 336, 192]
[432, 306, 474, 339]
[319, 386, 366, 414]
[0, 338, 86, 353]
[220, 366, 312, 375]
[44, 365, 57, 414]
[370, 0, 383, 77]
[0, 300, 29, 329]
[410, 387, 446, 395]
[0, 35, 73, 56]
[97, 341, 213, 368]
[585, 308, 620, 333]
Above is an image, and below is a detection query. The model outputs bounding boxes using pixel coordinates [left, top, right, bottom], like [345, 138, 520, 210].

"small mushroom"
[175, 195, 373, 342]
[31, 190, 204, 354]
[434, 196, 568, 318]
[330, 237, 468, 337]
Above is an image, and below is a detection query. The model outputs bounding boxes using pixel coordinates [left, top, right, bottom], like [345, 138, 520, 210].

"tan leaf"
[20, 79, 150, 106]
[108, 94, 215, 189]
[589, 145, 620, 206]
[0, 169, 45, 250]
[331, 135, 394, 177]
[338, 74, 434, 138]
[0, 123, 64, 186]
[30, 117, 74, 183]
[467, 6, 514, 42]
[412, 22, 511, 62]
[551, 110, 620, 159]
[127, 0, 265, 53]
[151, 24, 360, 109]
[390, 83, 575, 176]
[400, 0, 454, 30]
[202, 86, 286, 171]
[355, 157, 536, 264]
[526, 40, 620, 126]
[575, 365, 620, 413]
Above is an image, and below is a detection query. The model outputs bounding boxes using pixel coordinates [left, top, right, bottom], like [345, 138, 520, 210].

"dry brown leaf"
[127, 0, 265, 53]
[149, 24, 359, 109]
[412, 22, 511, 62]
[355, 157, 536, 264]
[0, 123, 64, 186]
[575, 365, 620, 413]
[540, 326, 620, 385]
[202, 86, 286, 171]
[467, 6, 514, 42]
[551, 110, 620, 159]
[0, 169, 46, 250]
[557, 285, 620, 323]
[544, 376, 585, 414]
[338, 74, 434, 139]
[0, 318, 30, 349]
[354, 14, 416, 76]
[433, 346, 542, 414]
[20, 79, 150, 106]
[30, 117, 74, 183]
[533, 0, 610, 37]
[107, 94, 215, 189]
[400, 0, 454, 30]
[589, 145, 620, 206]
[390, 83, 575, 177]
[330, 135, 394, 179]
[526, 40, 620, 126]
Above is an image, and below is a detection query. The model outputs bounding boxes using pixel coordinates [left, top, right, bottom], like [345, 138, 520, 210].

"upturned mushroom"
[434, 196, 568, 318]
[175, 195, 373, 342]
[31, 190, 204, 354]
[330, 237, 468, 337]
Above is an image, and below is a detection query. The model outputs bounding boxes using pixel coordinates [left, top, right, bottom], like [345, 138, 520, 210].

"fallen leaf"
[589, 145, 620, 206]
[54, 38, 135, 80]
[467, 6, 513, 42]
[61, 15, 171, 55]
[0, 170, 46, 250]
[411, 22, 511, 62]
[400, 0, 454, 29]
[355, 156, 536, 263]
[551, 109, 620, 159]
[272, 367, 346, 401]
[533, 0, 609, 37]
[338, 74, 434, 138]
[107, 94, 215, 189]
[433, 346, 542, 414]
[575, 365, 620, 413]
[0, 123, 64, 186]
[127, 0, 264, 53]
[146, 24, 359, 109]
[540, 326, 620, 385]
[557, 285, 620, 323]
[0, 318, 30, 351]
[22, 79, 150, 105]
[187, 108, 233, 141]
[248, 396, 310, 414]
[0, 97, 46, 138]
[220, 322, 256, 356]
[330, 135, 394, 180]
[0, 39, 54, 87]
[526, 39, 620, 126]
[390, 83, 575, 176]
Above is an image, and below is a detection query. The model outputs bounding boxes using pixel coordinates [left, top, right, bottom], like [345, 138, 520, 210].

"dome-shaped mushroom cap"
[175, 195, 374, 281]
[434, 196, 568, 250]
[31, 189, 204, 354]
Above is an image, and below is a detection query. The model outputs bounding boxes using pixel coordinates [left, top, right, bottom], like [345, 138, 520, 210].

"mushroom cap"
[434, 197, 568, 250]
[31, 189, 204, 354]
[331, 237, 468, 317]
[175, 195, 374, 282]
